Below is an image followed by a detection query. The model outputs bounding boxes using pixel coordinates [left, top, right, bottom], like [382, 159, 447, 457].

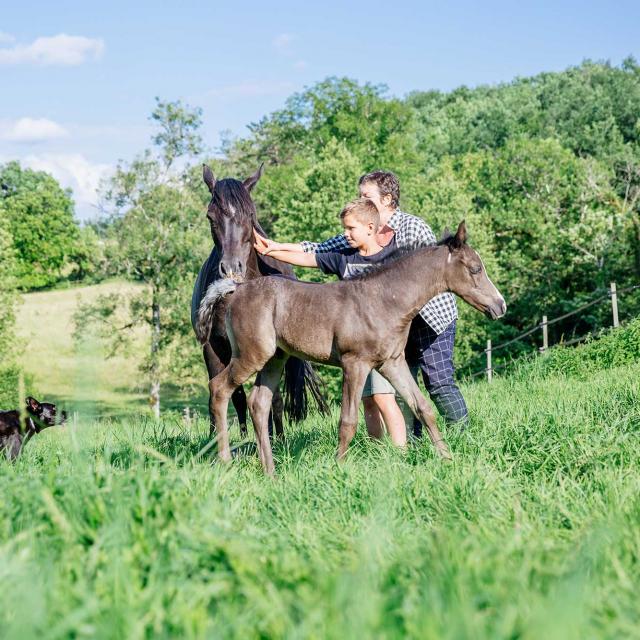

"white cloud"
[273, 33, 294, 54]
[0, 33, 104, 66]
[0, 32, 15, 44]
[17, 153, 112, 220]
[0, 117, 69, 143]
[293, 60, 307, 71]
[206, 81, 295, 99]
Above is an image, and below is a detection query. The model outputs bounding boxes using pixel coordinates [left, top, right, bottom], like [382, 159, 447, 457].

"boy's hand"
[253, 230, 278, 255]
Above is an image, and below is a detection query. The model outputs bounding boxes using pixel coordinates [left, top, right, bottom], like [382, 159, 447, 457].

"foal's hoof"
[438, 444, 453, 462]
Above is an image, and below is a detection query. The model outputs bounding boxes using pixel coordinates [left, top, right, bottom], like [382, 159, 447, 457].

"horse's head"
[203, 164, 263, 279]
[441, 221, 507, 320]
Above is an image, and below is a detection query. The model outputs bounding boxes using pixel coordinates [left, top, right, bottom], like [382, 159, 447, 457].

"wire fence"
[458, 281, 640, 382]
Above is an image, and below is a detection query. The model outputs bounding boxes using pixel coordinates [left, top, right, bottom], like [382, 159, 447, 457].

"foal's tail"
[283, 358, 331, 423]
[196, 279, 238, 344]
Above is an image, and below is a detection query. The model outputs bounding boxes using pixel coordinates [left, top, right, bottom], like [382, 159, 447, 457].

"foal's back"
[227, 276, 390, 366]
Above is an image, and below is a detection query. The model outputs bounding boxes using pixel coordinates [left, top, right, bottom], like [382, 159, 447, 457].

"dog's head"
[25, 397, 67, 429]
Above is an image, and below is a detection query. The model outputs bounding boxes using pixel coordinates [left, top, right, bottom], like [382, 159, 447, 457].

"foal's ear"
[203, 164, 216, 195]
[452, 220, 467, 249]
[243, 163, 264, 193]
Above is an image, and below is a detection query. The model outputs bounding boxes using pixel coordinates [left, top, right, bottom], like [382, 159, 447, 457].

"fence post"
[486, 339, 492, 382]
[540, 315, 548, 352]
[611, 282, 619, 328]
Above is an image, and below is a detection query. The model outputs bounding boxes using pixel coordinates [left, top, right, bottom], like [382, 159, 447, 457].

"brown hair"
[358, 170, 400, 209]
[339, 198, 380, 229]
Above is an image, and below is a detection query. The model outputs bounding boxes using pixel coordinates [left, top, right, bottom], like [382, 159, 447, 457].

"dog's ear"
[25, 396, 41, 414]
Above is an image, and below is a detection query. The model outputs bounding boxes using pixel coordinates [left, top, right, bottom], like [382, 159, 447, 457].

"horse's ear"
[452, 220, 467, 249]
[203, 164, 216, 195]
[243, 163, 264, 193]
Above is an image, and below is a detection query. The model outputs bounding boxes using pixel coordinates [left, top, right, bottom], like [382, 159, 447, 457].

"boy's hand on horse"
[253, 230, 276, 255]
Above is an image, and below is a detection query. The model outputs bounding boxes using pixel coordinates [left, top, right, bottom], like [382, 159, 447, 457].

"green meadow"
[15, 281, 150, 417]
[2, 285, 639, 639]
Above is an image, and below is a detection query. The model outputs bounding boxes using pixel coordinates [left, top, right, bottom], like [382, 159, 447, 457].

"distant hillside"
[15, 281, 149, 417]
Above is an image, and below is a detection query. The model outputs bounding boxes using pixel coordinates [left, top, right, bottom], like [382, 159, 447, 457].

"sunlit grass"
[1, 360, 639, 638]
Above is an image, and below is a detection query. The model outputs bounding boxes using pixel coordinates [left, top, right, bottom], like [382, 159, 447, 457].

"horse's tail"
[283, 358, 331, 423]
[196, 279, 238, 344]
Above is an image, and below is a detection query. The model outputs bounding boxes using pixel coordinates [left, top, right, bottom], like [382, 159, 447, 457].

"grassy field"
[16, 281, 155, 418]
[1, 354, 639, 638]
[15, 281, 209, 419]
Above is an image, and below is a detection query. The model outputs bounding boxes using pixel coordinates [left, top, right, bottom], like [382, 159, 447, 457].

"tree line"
[1, 58, 639, 406]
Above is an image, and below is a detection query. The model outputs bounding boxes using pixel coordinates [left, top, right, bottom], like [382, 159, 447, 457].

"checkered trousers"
[301, 209, 458, 334]
[405, 317, 468, 429]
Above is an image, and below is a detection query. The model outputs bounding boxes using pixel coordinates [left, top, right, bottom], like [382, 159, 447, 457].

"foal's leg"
[205, 342, 248, 438]
[248, 355, 287, 474]
[210, 357, 257, 463]
[378, 357, 451, 460]
[336, 360, 371, 460]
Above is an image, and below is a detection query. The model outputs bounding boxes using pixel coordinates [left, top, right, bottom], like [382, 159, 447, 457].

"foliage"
[514, 315, 640, 380]
[74, 100, 210, 413]
[150, 97, 204, 170]
[0, 210, 18, 362]
[226, 60, 640, 369]
[0, 162, 80, 290]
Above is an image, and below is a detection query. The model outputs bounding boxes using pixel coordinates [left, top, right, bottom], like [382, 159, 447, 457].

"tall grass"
[1, 356, 639, 639]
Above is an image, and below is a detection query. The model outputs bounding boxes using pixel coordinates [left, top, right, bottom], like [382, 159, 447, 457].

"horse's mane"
[347, 242, 445, 282]
[212, 179, 257, 221]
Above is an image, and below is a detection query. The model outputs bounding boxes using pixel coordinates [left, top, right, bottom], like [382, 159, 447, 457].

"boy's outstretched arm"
[254, 238, 318, 268]
[254, 230, 305, 254]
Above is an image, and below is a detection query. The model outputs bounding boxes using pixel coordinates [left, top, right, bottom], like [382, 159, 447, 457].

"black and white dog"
[0, 397, 66, 461]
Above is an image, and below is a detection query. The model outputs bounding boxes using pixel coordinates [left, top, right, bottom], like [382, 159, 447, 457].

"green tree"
[0, 209, 17, 360]
[75, 100, 208, 418]
[0, 162, 79, 290]
[269, 139, 363, 282]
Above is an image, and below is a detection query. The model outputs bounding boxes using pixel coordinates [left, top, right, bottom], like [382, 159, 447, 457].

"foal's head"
[202, 164, 263, 279]
[441, 221, 507, 320]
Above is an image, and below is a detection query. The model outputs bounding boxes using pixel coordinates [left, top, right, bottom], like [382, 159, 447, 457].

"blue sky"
[1, 0, 638, 219]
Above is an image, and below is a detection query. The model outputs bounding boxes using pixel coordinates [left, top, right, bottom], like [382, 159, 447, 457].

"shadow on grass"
[100, 419, 328, 470]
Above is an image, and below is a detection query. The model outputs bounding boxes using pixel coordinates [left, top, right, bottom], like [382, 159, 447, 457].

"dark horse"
[200, 221, 506, 474]
[191, 164, 327, 438]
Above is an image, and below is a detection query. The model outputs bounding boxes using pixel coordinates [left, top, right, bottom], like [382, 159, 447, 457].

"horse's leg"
[248, 355, 287, 474]
[210, 357, 257, 463]
[271, 389, 284, 439]
[231, 387, 248, 438]
[378, 357, 451, 460]
[336, 359, 370, 460]
[206, 340, 248, 438]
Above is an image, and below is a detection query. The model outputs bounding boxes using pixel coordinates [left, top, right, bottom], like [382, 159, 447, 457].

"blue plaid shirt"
[301, 209, 458, 334]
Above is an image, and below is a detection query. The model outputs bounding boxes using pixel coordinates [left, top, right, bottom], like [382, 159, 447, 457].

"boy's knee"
[372, 393, 396, 409]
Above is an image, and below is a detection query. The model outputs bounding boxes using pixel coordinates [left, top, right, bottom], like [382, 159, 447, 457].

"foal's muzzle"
[485, 298, 507, 320]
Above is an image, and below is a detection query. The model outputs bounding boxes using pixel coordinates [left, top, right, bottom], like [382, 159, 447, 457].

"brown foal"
[200, 221, 506, 473]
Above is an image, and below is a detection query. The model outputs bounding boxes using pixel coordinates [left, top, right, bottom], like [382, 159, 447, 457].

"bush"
[512, 316, 640, 380]
[0, 365, 33, 408]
